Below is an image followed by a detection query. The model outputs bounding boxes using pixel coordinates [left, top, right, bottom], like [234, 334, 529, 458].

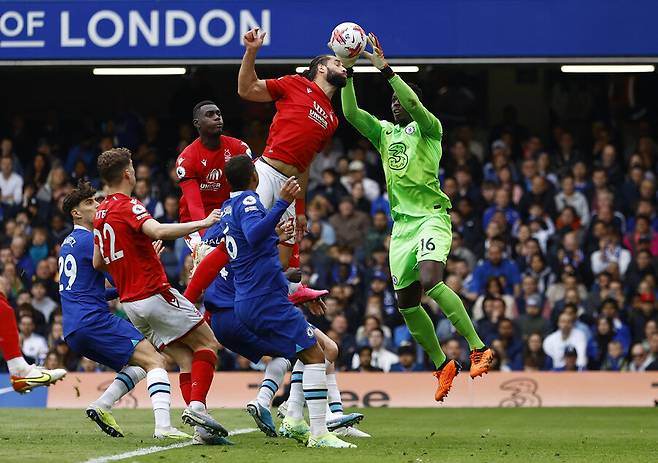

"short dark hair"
[98, 147, 131, 185]
[225, 155, 255, 191]
[193, 100, 218, 120]
[62, 180, 96, 217]
[302, 55, 332, 81]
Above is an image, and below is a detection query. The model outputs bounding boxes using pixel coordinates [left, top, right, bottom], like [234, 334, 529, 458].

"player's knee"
[321, 338, 339, 362]
[419, 265, 444, 292]
[143, 352, 166, 371]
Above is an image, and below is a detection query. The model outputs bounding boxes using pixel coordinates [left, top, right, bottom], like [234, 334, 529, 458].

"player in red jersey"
[176, 100, 252, 249]
[93, 148, 228, 442]
[0, 276, 66, 393]
[238, 27, 347, 304]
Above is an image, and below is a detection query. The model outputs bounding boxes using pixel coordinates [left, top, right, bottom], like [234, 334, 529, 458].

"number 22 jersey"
[93, 193, 170, 302]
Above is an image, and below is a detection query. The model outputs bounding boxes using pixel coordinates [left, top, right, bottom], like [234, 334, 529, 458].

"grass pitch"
[0, 408, 656, 463]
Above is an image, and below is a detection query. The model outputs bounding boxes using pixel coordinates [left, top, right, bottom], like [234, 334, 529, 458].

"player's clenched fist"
[203, 209, 222, 227]
[243, 27, 266, 51]
[279, 176, 301, 203]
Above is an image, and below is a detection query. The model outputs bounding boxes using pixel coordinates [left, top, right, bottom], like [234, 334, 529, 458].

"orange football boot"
[433, 359, 461, 402]
[469, 347, 494, 378]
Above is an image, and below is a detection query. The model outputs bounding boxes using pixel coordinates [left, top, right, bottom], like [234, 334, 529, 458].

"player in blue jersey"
[197, 217, 364, 438]
[217, 154, 355, 448]
[60, 182, 194, 442]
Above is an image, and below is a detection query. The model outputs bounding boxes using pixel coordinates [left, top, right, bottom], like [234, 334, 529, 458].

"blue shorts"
[208, 304, 285, 363]
[65, 313, 145, 372]
[234, 292, 316, 359]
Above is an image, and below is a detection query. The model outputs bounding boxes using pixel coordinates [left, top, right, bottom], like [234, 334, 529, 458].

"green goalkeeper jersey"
[341, 74, 451, 222]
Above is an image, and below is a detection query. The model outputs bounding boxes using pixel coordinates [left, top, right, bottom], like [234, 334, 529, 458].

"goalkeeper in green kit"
[340, 33, 493, 402]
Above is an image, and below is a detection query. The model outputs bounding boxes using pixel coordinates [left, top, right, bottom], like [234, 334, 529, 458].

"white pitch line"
[83, 427, 257, 463]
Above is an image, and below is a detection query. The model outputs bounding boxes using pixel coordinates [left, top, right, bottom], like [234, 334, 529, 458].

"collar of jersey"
[230, 190, 245, 198]
[73, 224, 90, 231]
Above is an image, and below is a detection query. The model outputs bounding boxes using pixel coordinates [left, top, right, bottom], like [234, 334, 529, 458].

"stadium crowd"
[1, 101, 658, 375]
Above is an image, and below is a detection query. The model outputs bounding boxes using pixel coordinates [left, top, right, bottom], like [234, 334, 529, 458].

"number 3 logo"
[387, 142, 409, 170]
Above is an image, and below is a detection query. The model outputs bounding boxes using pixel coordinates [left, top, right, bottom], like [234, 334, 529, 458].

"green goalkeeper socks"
[427, 282, 485, 350]
[399, 305, 446, 369]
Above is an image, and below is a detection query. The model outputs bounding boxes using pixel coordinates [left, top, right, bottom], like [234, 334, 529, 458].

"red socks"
[179, 372, 192, 405]
[0, 295, 22, 360]
[288, 243, 300, 268]
[190, 349, 217, 405]
[184, 243, 229, 304]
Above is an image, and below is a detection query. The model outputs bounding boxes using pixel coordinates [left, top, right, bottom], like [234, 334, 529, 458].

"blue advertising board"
[0, 0, 656, 62]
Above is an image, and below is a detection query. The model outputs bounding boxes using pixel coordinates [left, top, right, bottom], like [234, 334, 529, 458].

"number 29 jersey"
[59, 225, 109, 337]
[93, 192, 171, 302]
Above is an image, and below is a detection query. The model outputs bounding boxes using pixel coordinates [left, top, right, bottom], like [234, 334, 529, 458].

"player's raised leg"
[0, 280, 66, 393]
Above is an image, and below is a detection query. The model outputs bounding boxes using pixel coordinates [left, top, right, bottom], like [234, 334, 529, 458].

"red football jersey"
[176, 135, 251, 223]
[93, 193, 170, 302]
[264, 74, 339, 172]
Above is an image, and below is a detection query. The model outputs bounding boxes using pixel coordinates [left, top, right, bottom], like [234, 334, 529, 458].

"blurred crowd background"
[2, 69, 658, 375]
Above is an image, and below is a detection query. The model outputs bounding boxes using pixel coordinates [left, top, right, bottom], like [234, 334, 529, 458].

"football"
[329, 22, 368, 59]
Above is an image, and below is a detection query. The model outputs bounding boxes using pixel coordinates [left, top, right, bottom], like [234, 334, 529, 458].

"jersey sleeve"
[175, 149, 197, 183]
[238, 194, 290, 246]
[341, 77, 382, 148]
[123, 199, 153, 232]
[265, 75, 294, 100]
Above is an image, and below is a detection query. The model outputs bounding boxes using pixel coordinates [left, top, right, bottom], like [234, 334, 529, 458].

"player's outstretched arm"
[142, 210, 221, 241]
[241, 178, 300, 246]
[365, 33, 442, 139]
[238, 28, 273, 102]
[341, 75, 382, 147]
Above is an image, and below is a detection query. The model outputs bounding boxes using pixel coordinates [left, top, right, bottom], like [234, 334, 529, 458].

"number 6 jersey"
[93, 192, 170, 302]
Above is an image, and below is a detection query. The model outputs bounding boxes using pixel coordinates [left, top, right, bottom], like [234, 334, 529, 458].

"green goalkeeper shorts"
[389, 212, 452, 291]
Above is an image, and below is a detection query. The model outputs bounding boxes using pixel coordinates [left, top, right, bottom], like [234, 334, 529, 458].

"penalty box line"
[83, 427, 257, 463]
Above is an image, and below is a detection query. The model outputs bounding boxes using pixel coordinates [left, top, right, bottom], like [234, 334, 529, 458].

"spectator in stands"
[627, 343, 651, 372]
[362, 211, 389, 258]
[590, 229, 632, 278]
[356, 315, 385, 346]
[327, 315, 356, 370]
[79, 357, 101, 372]
[351, 328, 398, 372]
[0, 155, 23, 208]
[517, 332, 553, 371]
[518, 175, 557, 220]
[310, 168, 348, 211]
[352, 346, 383, 372]
[18, 314, 48, 364]
[471, 276, 516, 320]
[587, 317, 620, 370]
[134, 178, 163, 218]
[308, 138, 342, 189]
[600, 340, 627, 371]
[543, 311, 588, 369]
[644, 333, 658, 370]
[389, 343, 424, 372]
[329, 197, 370, 248]
[525, 253, 556, 296]
[467, 239, 521, 298]
[624, 215, 658, 256]
[341, 160, 380, 203]
[518, 294, 550, 338]
[553, 346, 583, 372]
[475, 296, 506, 344]
[492, 317, 523, 362]
[555, 174, 590, 226]
[44, 351, 64, 370]
[483, 188, 520, 229]
[30, 280, 57, 321]
[10, 236, 34, 283]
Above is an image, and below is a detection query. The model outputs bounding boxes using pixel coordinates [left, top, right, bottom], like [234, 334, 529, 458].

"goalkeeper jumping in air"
[340, 33, 493, 401]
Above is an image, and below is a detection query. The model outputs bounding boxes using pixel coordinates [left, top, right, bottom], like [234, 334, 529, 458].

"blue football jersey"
[59, 225, 111, 337]
[201, 221, 235, 310]
[219, 191, 289, 301]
